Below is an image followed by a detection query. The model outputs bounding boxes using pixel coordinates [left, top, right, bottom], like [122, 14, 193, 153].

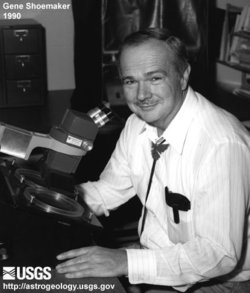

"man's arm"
[56, 246, 128, 278]
[77, 115, 138, 216]
[55, 117, 137, 279]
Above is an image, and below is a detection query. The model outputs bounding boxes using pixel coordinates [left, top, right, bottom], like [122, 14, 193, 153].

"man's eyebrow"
[145, 70, 168, 76]
[121, 76, 134, 82]
[121, 70, 167, 81]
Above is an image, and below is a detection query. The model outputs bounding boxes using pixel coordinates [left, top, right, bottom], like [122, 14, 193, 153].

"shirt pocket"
[166, 204, 193, 244]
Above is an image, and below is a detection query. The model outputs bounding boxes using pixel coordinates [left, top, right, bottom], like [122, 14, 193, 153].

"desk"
[0, 192, 127, 292]
[0, 176, 126, 293]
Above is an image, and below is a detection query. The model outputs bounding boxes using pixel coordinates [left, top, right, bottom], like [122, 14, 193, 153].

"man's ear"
[181, 64, 191, 91]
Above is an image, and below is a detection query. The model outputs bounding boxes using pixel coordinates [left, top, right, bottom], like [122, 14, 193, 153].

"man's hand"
[56, 246, 128, 278]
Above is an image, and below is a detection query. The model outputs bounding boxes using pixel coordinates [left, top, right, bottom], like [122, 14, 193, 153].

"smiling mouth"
[138, 102, 157, 110]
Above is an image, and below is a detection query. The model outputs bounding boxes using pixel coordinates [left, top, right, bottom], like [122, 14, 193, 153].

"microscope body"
[0, 106, 111, 174]
[0, 104, 112, 218]
[0, 106, 112, 265]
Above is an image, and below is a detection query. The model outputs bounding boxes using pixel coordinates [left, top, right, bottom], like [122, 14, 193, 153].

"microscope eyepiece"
[87, 103, 113, 128]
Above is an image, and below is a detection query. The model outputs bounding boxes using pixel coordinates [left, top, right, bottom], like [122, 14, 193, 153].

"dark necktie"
[140, 138, 169, 237]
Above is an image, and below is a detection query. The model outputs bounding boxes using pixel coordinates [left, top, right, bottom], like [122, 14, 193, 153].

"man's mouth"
[138, 102, 157, 110]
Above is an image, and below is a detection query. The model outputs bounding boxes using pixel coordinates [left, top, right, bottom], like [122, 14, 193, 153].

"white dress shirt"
[79, 87, 250, 292]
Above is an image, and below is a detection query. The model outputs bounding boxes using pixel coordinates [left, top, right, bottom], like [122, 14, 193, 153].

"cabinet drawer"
[5, 55, 42, 79]
[3, 28, 41, 53]
[6, 79, 44, 106]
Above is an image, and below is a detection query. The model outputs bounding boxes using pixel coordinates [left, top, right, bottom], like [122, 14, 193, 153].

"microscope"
[0, 104, 113, 222]
[0, 104, 116, 266]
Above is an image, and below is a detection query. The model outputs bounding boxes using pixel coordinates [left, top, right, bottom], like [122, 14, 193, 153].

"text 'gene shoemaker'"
[3, 2, 71, 10]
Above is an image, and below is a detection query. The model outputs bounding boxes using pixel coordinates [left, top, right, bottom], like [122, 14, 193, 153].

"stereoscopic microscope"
[0, 104, 112, 223]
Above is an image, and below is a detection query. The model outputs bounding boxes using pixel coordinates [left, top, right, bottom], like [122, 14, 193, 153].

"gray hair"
[118, 27, 189, 76]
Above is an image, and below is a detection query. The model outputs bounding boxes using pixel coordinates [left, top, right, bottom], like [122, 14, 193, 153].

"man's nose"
[137, 81, 151, 101]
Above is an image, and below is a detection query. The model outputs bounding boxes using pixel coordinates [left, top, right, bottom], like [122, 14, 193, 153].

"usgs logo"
[3, 266, 51, 280]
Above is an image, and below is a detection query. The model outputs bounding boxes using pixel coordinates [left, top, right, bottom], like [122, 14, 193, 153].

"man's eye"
[151, 76, 163, 83]
[123, 79, 136, 86]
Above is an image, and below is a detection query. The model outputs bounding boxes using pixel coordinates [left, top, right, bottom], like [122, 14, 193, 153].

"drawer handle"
[17, 80, 31, 92]
[14, 29, 29, 42]
[16, 55, 30, 67]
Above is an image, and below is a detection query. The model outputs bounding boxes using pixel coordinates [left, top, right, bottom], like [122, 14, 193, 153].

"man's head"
[118, 28, 191, 134]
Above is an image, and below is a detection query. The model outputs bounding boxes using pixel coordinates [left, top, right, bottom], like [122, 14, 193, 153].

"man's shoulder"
[196, 94, 250, 146]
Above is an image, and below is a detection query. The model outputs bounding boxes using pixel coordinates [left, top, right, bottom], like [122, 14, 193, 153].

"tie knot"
[151, 139, 169, 160]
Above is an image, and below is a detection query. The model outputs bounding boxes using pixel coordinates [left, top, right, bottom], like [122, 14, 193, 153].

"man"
[56, 28, 250, 292]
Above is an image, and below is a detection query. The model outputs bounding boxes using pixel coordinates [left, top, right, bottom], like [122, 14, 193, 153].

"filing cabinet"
[0, 19, 47, 107]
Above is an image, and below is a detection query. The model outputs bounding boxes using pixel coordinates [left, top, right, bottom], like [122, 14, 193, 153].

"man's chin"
[136, 112, 158, 125]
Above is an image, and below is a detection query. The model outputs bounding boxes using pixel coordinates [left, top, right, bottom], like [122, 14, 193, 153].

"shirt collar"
[139, 87, 199, 154]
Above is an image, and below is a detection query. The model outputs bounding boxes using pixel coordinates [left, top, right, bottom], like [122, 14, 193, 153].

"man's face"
[119, 39, 189, 133]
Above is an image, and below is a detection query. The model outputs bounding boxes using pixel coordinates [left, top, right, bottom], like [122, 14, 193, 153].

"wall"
[216, 0, 249, 88]
[0, 0, 75, 91]
[216, 0, 250, 9]
[0, 0, 248, 91]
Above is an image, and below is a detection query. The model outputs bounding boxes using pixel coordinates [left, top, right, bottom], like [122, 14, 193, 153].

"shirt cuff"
[126, 248, 157, 284]
[77, 182, 110, 216]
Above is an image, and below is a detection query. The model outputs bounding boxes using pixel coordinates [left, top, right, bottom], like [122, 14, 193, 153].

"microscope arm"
[0, 105, 112, 174]
[0, 123, 87, 160]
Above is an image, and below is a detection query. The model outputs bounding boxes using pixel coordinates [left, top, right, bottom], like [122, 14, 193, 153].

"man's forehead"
[119, 40, 173, 74]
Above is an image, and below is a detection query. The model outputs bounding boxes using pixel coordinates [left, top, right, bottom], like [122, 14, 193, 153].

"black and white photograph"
[0, 0, 250, 292]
